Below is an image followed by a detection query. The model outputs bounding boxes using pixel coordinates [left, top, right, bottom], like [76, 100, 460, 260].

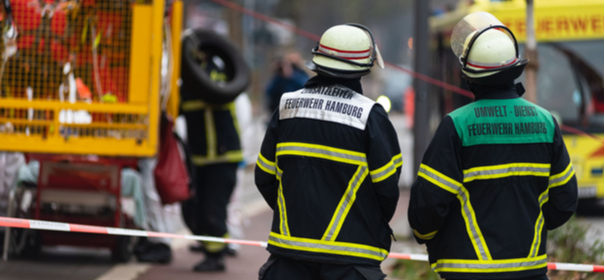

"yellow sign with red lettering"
[472, 1, 604, 42]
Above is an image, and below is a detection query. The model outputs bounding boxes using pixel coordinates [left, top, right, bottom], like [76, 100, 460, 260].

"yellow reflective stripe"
[413, 229, 437, 240]
[431, 254, 547, 273]
[276, 166, 290, 236]
[256, 153, 276, 175]
[276, 142, 367, 166]
[463, 163, 551, 183]
[181, 100, 231, 112]
[394, 154, 403, 167]
[204, 233, 229, 253]
[228, 102, 241, 141]
[548, 162, 575, 188]
[528, 190, 549, 258]
[417, 164, 462, 194]
[268, 232, 388, 262]
[322, 165, 369, 241]
[528, 165, 573, 256]
[370, 154, 403, 183]
[457, 185, 492, 261]
[417, 164, 491, 260]
[204, 109, 217, 159]
[191, 151, 243, 166]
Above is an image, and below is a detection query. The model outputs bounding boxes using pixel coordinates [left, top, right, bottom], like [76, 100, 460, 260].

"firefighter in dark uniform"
[255, 24, 402, 280]
[180, 53, 242, 272]
[408, 12, 578, 280]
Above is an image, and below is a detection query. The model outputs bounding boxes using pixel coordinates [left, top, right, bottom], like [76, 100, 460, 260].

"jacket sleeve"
[543, 117, 578, 230]
[365, 105, 401, 222]
[254, 110, 280, 210]
[407, 116, 461, 244]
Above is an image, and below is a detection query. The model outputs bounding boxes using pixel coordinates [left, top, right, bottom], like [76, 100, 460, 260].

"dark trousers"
[194, 163, 237, 253]
[259, 254, 386, 280]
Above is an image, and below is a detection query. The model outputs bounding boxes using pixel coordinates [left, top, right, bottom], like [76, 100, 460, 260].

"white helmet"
[306, 24, 384, 78]
[451, 11, 527, 85]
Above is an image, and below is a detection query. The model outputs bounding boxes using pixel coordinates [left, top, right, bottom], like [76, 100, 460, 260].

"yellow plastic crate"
[0, 0, 183, 157]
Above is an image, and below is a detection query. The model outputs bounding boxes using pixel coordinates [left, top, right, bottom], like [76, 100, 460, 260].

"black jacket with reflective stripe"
[408, 87, 578, 279]
[255, 76, 402, 266]
[180, 87, 242, 166]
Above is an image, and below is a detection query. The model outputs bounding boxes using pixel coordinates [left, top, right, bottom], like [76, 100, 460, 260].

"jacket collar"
[303, 75, 363, 94]
[469, 82, 524, 101]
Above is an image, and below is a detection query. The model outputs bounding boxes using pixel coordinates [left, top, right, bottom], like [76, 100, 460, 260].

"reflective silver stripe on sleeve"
[548, 165, 574, 187]
[370, 163, 395, 182]
[394, 156, 403, 167]
[257, 156, 276, 174]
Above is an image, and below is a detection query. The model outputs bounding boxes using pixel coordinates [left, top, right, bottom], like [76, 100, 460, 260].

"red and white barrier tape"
[1, 216, 603, 273]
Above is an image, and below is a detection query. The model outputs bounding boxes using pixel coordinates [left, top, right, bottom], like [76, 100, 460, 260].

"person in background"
[180, 51, 243, 272]
[264, 50, 309, 114]
[255, 23, 401, 280]
[186, 92, 253, 258]
[132, 158, 174, 264]
[407, 11, 577, 280]
[0, 152, 24, 252]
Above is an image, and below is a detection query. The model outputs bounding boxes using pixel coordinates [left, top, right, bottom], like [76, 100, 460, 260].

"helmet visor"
[451, 11, 515, 61]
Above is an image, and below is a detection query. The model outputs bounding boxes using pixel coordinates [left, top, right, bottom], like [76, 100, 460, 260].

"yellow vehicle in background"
[429, 0, 604, 210]
[0, 0, 184, 261]
[0, 0, 183, 156]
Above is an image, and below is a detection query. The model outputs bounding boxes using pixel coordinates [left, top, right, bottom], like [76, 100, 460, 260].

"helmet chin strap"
[460, 25, 520, 72]
[462, 59, 528, 86]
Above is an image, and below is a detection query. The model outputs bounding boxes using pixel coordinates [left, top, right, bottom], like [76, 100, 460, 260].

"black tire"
[180, 29, 251, 104]
[111, 235, 133, 263]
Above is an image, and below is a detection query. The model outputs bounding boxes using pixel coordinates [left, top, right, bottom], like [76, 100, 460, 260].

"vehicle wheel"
[180, 28, 251, 104]
[111, 235, 133, 263]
